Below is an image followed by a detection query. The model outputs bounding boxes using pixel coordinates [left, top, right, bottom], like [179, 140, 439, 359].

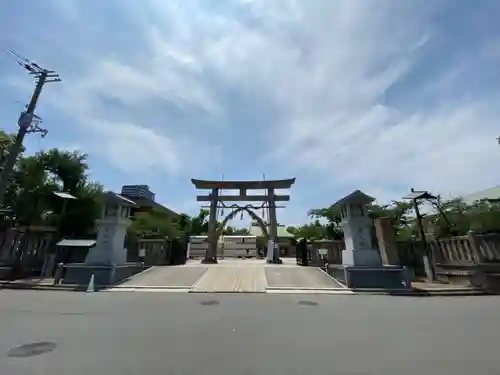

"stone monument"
[62, 192, 143, 288]
[328, 190, 411, 289]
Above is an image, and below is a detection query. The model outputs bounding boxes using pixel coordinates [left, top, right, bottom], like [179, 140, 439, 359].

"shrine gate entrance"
[191, 178, 295, 264]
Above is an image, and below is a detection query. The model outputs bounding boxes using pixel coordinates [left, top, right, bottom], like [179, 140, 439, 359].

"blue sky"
[1, 0, 500, 226]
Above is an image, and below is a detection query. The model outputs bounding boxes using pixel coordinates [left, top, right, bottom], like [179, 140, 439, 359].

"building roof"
[332, 190, 375, 207]
[191, 178, 295, 190]
[104, 191, 136, 207]
[130, 197, 179, 217]
[53, 191, 77, 200]
[248, 225, 294, 238]
[462, 185, 500, 205]
[56, 239, 97, 247]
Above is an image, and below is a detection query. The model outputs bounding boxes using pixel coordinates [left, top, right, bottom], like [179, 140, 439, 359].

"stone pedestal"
[342, 249, 381, 267]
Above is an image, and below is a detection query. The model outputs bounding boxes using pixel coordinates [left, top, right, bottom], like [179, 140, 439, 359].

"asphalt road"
[1, 290, 499, 375]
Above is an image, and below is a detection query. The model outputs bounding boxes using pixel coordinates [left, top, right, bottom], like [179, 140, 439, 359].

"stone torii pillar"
[267, 188, 281, 263]
[205, 188, 219, 263]
[267, 188, 278, 241]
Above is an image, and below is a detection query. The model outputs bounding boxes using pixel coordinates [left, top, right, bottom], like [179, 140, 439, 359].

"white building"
[220, 235, 257, 258]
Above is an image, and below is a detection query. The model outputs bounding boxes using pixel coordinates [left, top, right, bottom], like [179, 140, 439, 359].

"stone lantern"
[335, 190, 381, 267]
[327, 190, 411, 289]
[85, 192, 136, 265]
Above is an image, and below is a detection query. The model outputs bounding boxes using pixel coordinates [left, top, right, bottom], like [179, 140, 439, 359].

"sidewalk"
[352, 281, 492, 296]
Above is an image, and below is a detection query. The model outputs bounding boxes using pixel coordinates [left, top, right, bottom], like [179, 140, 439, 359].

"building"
[248, 225, 294, 239]
[120, 184, 178, 219]
[121, 185, 155, 201]
[461, 185, 500, 205]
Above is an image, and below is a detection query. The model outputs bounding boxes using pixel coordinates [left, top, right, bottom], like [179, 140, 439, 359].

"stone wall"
[62, 263, 144, 288]
[128, 238, 169, 266]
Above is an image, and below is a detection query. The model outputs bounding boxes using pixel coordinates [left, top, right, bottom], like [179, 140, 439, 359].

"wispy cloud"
[1, 0, 500, 222]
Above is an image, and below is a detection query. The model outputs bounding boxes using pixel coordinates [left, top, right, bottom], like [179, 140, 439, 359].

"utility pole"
[0, 50, 61, 207]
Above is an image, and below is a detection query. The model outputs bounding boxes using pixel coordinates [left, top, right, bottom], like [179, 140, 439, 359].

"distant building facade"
[121, 185, 155, 202]
[120, 184, 178, 219]
[461, 185, 500, 205]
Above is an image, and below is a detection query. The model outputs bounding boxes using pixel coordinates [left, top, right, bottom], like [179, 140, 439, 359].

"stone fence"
[309, 231, 500, 282]
[129, 233, 500, 267]
[0, 226, 56, 277]
[0, 226, 56, 278]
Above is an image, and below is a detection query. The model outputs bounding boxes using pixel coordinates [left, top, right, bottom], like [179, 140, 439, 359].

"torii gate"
[191, 178, 295, 264]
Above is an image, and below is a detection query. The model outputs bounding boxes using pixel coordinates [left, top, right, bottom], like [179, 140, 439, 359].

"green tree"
[308, 206, 343, 240]
[0, 130, 26, 217]
[128, 210, 182, 238]
[230, 227, 250, 235]
[432, 198, 500, 237]
[224, 226, 234, 235]
[7, 148, 102, 235]
[308, 200, 414, 240]
[189, 209, 209, 235]
[367, 201, 414, 240]
[288, 220, 328, 240]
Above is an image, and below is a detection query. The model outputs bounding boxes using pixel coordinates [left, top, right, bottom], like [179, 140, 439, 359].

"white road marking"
[266, 289, 355, 295]
[106, 287, 191, 293]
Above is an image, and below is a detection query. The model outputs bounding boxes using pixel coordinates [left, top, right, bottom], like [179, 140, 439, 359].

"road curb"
[266, 286, 351, 292]
[0, 283, 106, 292]
[189, 290, 266, 294]
[353, 288, 495, 296]
[0, 282, 496, 296]
[111, 285, 192, 289]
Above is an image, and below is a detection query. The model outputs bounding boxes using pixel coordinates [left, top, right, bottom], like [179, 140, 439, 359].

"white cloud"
[3, 0, 500, 223]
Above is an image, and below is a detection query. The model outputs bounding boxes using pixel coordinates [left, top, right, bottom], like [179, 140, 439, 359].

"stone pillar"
[267, 188, 280, 262]
[467, 230, 483, 264]
[374, 217, 399, 265]
[205, 188, 219, 263]
[267, 188, 278, 241]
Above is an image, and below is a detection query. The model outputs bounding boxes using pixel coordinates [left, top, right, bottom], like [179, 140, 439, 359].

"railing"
[430, 236, 475, 265]
[306, 231, 500, 274]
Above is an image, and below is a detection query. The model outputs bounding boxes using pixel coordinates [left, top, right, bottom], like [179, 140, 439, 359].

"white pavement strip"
[106, 287, 191, 293]
[106, 287, 355, 294]
[266, 289, 355, 295]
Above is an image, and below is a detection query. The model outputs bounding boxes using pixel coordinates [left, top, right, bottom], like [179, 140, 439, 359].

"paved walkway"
[120, 266, 208, 288]
[192, 266, 267, 293]
[2, 260, 485, 295]
[113, 259, 345, 293]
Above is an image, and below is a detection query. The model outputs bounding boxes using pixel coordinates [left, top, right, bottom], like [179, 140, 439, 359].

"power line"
[0, 50, 61, 207]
